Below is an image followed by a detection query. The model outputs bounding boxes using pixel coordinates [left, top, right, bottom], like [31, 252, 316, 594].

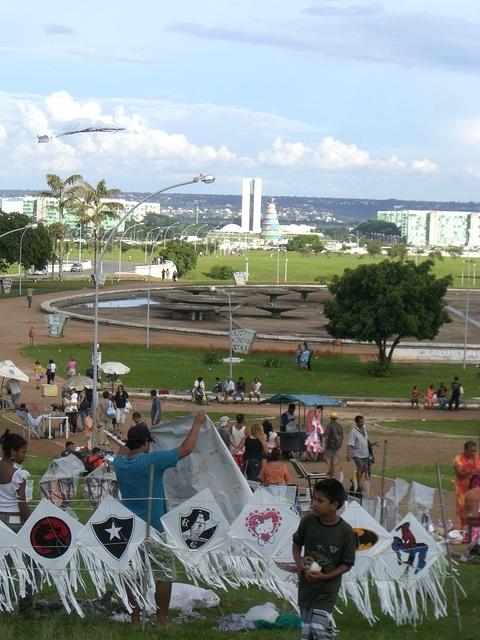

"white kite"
[160, 488, 231, 588]
[151, 414, 252, 522]
[77, 498, 163, 613]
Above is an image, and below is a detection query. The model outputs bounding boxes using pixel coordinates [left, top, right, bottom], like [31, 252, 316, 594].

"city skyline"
[1, 1, 480, 200]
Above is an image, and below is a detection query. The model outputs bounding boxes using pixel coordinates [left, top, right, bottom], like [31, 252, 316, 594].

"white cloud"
[257, 136, 438, 174]
[410, 158, 439, 174]
[0, 90, 441, 189]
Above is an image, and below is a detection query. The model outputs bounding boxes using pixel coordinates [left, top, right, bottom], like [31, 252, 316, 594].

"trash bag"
[245, 602, 279, 624]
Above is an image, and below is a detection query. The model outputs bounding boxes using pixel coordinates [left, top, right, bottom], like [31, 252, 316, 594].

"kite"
[14, 499, 83, 614]
[151, 414, 252, 522]
[39, 454, 85, 510]
[160, 488, 231, 588]
[0, 519, 20, 612]
[84, 464, 119, 509]
[38, 127, 125, 143]
[77, 498, 163, 614]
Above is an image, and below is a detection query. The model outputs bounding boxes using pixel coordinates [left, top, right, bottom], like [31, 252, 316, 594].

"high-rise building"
[241, 178, 262, 233]
[377, 209, 480, 247]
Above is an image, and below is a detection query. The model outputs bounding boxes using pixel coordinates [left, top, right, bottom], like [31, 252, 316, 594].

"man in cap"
[217, 415, 231, 448]
[113, 410, 206, 628]
[324, 412, 343, 477]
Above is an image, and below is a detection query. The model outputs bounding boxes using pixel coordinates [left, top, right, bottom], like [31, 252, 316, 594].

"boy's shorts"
[300, 608, 334, 640]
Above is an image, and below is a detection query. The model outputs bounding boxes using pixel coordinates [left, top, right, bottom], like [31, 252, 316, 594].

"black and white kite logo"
[92, 516, 134, 560]
[180, 508, 218, 550]
[30, 516, 72, 559]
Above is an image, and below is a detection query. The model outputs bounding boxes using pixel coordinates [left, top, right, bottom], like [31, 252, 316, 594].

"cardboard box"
[42, 384, 58, 397]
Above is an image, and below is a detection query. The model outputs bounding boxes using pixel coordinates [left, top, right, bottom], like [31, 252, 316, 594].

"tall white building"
[378, 209, 480, 247]
[241, 178, 262, 233]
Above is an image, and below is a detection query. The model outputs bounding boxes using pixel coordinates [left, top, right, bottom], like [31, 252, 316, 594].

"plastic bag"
[169, 583, 220, 613]
[245, 602, 279, 624]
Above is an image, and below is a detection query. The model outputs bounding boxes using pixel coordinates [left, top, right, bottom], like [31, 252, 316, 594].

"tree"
[446, 245, 463, 258]
[0, 213, 51, 272]
[355, 220, 401, 237]
[365, 240, 382, 256]
[72, 179, 122, 273]
[286, 235, 324, 253]
[141, 212, 175, 238]
[324, 260, 452, 370]
[428, 249, 444, 262]
[387, 244, 408, 260]
[162, 240, 198, 277]
[40, 173, 83, 279]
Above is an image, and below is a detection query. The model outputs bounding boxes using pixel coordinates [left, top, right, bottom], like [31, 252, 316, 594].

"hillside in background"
[2, 189, 480, 222]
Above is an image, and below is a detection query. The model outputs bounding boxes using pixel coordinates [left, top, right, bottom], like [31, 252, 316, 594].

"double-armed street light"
[163, 221, 180, 248]
[18, 223, 39, 295]
[209, 286, 233, 380]
[118, 222, 142, 278]
[90, 174, 215, 444]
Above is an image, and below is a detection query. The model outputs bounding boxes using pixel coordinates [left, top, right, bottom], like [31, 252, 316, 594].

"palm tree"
[72, 179, 123, 274]
[40, 173, 83, 279]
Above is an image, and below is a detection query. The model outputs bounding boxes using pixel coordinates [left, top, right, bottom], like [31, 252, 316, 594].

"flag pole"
[435, 463, 462, 631]
[141, 464, 155, 631]
[379, 440, 388, 527]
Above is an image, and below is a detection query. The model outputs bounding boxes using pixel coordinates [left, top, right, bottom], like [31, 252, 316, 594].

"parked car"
[70, 262, 84, 272]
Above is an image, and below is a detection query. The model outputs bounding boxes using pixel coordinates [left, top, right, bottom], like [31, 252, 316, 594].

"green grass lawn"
[377, 420, 480, 437]
[0, 564, 477, 640]
[22, 345, 480, 398]
[383, 464, 453, 489]
[9, 248, 476, 288]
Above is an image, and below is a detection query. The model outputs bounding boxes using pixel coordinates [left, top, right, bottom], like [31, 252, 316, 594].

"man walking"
[150, 389, 161, 426]
[449, 376, 462, 411]
[113, 410, 205, 628]
[26, 286, 34, 308]
[346, 415, 369, 493]
[324, 412, 343, 477]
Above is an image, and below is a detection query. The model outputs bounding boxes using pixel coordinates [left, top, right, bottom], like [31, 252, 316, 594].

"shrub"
[314, 275, 329, 284]
[367, 360, 391, 377]
[264, 357, 280, 368]
[203, 350, 222, 364]
[207, 265, 235, 280]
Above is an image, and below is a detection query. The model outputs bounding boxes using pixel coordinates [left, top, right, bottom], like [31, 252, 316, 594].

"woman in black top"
[113, 385, 129, 432]
[244, 423, 268, 481]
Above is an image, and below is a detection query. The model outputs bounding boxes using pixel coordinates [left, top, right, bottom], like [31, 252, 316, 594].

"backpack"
[326, 423, 342, 450]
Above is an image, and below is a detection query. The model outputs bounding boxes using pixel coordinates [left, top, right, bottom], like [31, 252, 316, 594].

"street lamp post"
[210, 286, 233, 379]
[144, 226, 164, 263]
[91, 174, 215, 444]
[463, 251, 472, 371]
[285, 257, 288, 283]
[194, 224, 209, 249]
[146, 229, 165, 348]
[0, 222, 37, 242]
[163, 222, 180, 248]
[18, 223, 38, 295]
[276, 242, 280, 285]
[180, 223, 198, 241]
[118, 222, 142, 278]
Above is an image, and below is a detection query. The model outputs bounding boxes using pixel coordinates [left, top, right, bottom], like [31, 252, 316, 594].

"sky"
[1, 0, 480, 201]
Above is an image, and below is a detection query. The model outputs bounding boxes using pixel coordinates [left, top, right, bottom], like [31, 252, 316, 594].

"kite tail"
[339, 576, 377, 625]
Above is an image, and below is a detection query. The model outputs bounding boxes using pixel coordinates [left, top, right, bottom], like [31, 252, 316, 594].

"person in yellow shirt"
[33, 360, 44, 390]
[26, 287, 34, 308]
